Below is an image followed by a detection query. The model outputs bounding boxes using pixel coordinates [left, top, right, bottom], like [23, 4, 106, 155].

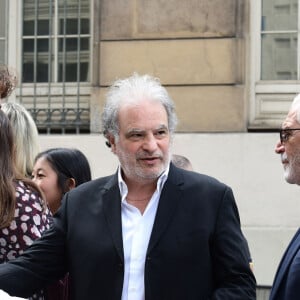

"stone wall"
[90, 0, 247, 132]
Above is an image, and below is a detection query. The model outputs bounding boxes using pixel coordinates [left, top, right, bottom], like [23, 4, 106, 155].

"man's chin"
[136, 168, 164, 180]
[284, 174, 298, 184]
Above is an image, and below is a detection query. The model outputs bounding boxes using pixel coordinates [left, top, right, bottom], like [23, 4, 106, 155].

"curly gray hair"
[101, 73, 178, 146]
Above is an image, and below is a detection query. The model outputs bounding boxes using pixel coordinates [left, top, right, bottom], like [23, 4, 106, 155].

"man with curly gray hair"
[0, 73, 255, 300]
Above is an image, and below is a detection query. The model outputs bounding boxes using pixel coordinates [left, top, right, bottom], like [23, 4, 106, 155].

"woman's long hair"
[0, 110, 44, 228]
[1, 102, 40, 178]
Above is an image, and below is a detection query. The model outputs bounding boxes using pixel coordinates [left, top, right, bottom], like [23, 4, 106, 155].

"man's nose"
[142, 134, 158, 152]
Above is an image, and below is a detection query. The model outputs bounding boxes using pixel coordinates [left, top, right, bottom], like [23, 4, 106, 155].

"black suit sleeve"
[211, 186, 256, 299]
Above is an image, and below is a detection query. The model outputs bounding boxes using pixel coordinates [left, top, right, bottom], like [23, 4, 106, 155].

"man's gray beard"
[284, 154, 300, 185]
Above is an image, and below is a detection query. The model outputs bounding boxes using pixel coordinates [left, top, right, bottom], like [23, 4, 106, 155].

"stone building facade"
[2, 1, 300, 298]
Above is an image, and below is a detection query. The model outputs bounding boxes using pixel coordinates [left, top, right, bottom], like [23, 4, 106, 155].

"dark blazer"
[269, 228, 300, 300]
[0, 164, 256, 300]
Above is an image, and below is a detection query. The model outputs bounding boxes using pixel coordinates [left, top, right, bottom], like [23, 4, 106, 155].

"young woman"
[32, 147, 92, 300]
[32, 147, 92, 214]
[0, 110, 51, 300]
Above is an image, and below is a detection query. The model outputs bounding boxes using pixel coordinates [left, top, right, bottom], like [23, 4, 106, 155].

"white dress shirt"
[0, 290, 26, 299]
[118, 166, 169, 300]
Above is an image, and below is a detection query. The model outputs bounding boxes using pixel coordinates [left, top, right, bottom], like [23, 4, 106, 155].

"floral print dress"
[0, 180, 52, 299]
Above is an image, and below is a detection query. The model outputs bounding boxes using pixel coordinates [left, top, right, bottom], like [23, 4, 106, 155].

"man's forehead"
[282, 110, 299, 127]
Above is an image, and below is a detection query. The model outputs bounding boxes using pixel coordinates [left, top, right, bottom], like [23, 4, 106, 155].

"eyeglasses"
[279, 128, 300, 144]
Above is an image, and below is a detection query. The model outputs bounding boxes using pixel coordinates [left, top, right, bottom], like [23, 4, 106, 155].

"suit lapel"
[271, 228, 300, 298]
[101, 166, 184, 261]
[147, 165, 183, 254]
[102, 174, 124, 262]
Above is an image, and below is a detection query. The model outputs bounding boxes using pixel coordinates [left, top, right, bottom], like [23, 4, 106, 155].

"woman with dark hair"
[32, 148, 92, 214]
[31, 148, 92, 300]
[0, 110, 51, 300]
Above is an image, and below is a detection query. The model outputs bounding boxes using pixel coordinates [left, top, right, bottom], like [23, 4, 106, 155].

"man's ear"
[108, 135, 117, 154]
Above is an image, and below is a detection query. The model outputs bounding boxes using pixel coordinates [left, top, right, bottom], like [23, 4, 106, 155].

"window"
[261, 0, 298, 80]
[16, 0, 92, 133]
[22, 0, 90, 83]
[249, 0, 300, 129]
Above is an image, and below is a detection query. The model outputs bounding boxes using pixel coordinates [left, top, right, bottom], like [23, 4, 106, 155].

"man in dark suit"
[270, 93, 300, 300]
[0, 73, 256, 299]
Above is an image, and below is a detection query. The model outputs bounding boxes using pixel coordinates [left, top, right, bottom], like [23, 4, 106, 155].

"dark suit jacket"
[270, 228, 300, 300]
[0, 164, 256, 300]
